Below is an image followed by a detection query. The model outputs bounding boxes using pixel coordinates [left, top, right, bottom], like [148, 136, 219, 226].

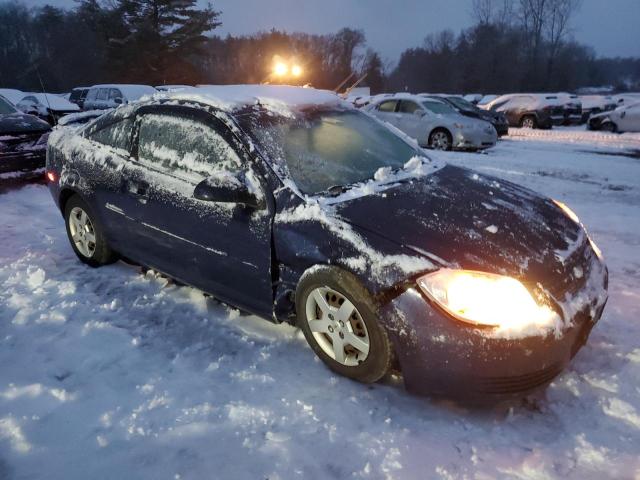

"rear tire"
[428, 129, 452, 151]
[520, 115, 537, 129]
[64, 195, 116, 267]
[296, 266, 393, 383]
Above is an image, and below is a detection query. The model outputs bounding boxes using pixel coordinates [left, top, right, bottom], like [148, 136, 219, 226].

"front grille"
[477, 363, 564, 394]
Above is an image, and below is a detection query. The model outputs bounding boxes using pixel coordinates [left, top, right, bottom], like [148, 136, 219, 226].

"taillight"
[46, 171, 57, 183]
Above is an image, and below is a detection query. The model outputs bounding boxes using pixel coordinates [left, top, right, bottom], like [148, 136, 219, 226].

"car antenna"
[35, 66, 54, 122]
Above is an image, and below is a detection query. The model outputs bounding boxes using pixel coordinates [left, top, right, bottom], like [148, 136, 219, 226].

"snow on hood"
[330, 165, 608, 338]
[0, 112, 50, 134]
[159, 85, 347, 117]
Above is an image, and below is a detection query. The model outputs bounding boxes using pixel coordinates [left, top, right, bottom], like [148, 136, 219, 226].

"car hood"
[0, 112, 51, 134]
[333, 164, 601, 301]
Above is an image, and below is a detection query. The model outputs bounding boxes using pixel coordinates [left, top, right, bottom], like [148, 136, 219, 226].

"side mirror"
[414, 109, 427, 117]
[194, 171, 265, 209]
[114, 98, 123, 105]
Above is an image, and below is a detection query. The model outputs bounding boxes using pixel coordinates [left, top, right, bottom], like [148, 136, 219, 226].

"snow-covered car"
[83, 84, 157, 110]
[588, 102, 640, 133]
[0, 94, 51, 175]
[556, 93, 583, 125]
[364, 94, 497, 151]
[579, 95, 617, 123]
[481, 94, 565, 129]
[155, 85, 191, 92]
[69, 87, 90, 109]
[476, 94, 498, 107]
[44, 85, 608, 401]
[16, 93, 80, 125]
[422, 94, 509, 136]
[612, 93, 640, 107]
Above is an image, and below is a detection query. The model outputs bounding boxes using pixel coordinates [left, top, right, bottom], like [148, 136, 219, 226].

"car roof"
[161, 85, 347, 114]
[89, 84, 158, 100]
[369, 93, 447, 104]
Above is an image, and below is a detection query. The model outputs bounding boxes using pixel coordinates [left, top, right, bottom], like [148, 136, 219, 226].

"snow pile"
[508, 125, 640, 147]
[2, 133, 640, 478]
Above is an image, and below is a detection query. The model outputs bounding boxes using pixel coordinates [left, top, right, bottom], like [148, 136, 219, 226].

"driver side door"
[121, 105, 274, 315]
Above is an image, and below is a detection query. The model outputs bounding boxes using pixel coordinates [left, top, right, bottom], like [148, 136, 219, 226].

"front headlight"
[417, 269, 559, 331]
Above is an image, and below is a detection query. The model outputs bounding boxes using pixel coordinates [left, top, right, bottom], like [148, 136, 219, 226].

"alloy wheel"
[431, 131, 450, 150]
[522, 117, 535, 128]
[68, 206, 96, 258]
[305, 287, 370, 366]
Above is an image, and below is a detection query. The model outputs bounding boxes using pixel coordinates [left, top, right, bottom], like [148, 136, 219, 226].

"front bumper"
[380, 282, 606, 401]
[550, 115, 565, 126]
[564, 114, 583, 125]
[453, 129, 497, 150]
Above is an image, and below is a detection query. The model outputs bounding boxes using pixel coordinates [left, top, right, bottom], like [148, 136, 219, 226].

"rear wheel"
[296, 266, 393, 383]
[429, 129, 452, 151]
[64, 195, 116, 267]
[520, 115, 536, 129]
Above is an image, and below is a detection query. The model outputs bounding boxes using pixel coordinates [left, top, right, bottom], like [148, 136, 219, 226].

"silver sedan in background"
[364, 94, 497, 151]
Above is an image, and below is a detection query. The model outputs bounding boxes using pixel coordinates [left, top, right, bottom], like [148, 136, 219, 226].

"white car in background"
[588, 101, 640, 133]
[612, 93, 640, 107]
[364, 94, 497, 151]
[83, 84, 157, 110]
[579, 95, 617, 122]
[15, 93, 80, 125]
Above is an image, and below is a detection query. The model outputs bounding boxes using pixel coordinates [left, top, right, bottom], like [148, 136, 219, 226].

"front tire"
[428, 129, 452, 151]
[64, 195, 116, 267]
[601, 122, 617, 133]
[296, 266, 393, 383]
[520, 115, 537, 129]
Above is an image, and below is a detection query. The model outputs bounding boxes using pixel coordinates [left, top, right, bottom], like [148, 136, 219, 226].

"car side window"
[136, 113, 242, 183]
[85, 89, 98, 102]
[398, 100, 421, 114]
[377, 100, 397, 112]
[88, 118, 134, 153]
[109, 89, 122, 101]
[96, 89, 108, 101]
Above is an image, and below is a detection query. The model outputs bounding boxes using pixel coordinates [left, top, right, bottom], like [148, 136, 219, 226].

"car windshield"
[236, 106, 419, 195]
[0, 96, 17, 114]
[421, 100, 456, 114]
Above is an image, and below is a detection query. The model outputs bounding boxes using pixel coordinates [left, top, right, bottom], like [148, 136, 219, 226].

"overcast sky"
[22, 0, 640, 62]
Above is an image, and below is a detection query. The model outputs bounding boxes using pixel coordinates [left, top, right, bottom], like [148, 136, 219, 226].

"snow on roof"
[162, 85, 346, 115]
[24, 93, 80, 111]
[0, 88, 25, 105]
[89, 84, 157, 101]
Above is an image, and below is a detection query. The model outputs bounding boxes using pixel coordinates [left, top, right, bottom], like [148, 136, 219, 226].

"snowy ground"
[1, 128, 640, 479]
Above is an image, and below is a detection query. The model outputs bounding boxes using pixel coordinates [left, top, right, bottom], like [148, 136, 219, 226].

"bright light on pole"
[273, 62, 289, 77]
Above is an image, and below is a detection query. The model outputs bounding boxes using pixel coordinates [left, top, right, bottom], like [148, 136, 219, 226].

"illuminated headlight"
[417, 269, 558, 330]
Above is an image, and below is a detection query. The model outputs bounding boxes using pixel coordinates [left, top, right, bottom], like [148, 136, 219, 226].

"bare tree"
[472, 0, 493, 24]
[545, 0, 582, 85]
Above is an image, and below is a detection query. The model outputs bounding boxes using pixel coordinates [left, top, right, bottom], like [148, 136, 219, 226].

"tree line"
[0, 0, 637, 95]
